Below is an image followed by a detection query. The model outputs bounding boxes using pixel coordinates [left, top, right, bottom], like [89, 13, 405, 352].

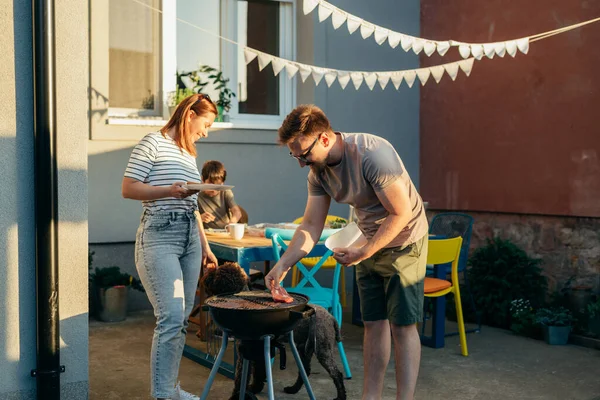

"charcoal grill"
[199, 291, 316, 400]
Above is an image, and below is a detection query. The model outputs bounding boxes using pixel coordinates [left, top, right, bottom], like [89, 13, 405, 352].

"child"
[197, 160, 242, 229]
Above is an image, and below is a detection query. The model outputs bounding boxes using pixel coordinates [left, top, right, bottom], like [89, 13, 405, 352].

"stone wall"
[427, 211, 600, 294]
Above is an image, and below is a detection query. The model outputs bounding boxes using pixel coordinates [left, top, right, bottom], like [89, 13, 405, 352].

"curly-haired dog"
[201, 262, 347, 400]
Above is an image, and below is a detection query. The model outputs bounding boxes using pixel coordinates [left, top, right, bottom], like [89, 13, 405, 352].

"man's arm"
[265, 194, 331, 287]
[229, 205, 243, 223]
[333, 179, 412, 266]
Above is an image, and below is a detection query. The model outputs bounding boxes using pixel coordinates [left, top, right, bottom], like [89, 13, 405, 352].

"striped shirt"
[124, 132, 201, 212]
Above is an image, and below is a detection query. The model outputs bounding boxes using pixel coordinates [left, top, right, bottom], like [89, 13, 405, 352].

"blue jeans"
[135, 210, 202, 399]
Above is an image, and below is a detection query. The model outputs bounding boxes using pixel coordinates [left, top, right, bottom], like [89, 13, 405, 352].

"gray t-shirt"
[308, 132, 428, 248]
[197, 190, 237, 229]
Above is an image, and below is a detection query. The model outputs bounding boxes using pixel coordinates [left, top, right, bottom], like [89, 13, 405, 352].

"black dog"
[201, 262, 347, 400]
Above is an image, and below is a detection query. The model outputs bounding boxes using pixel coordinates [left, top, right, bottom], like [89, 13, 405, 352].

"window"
[91, 0, 294, 137]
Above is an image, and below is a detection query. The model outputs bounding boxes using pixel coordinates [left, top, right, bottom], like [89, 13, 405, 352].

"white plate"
[325, 222, 367, 251]
[185, 183, 234, 191]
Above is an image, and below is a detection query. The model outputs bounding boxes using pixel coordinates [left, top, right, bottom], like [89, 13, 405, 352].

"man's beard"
[309, 161, 328, 174]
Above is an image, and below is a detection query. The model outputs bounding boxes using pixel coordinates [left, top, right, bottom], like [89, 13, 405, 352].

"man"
[265, 105, 428, 400]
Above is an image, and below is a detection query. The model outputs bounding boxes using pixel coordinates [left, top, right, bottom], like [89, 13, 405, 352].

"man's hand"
[332, 246, 370, 267]
[264, 263, 290, 291]
[201, 212, 216, 223]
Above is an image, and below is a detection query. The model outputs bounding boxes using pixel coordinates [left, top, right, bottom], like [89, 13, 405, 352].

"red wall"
[420, 0, 600, 217]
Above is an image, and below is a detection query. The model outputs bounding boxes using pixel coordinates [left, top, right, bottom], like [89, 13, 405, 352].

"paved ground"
[89, 310, 600, 400]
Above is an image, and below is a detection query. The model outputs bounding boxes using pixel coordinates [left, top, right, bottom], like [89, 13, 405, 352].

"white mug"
[226, 223, 245, 240]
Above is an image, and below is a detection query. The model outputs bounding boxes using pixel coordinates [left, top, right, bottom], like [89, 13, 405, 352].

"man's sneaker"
[172, 382, 200, 400]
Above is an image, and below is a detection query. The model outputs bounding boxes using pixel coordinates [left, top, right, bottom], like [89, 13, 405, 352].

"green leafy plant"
[467, 237, 547, 329]
[141, 90, 155, 110]
[536, 306, 575, 327]
[509, 298, 540, 338]
[90, 266, 144, 293]
[587, 298, 600, 318]
[329, 218, 347, 229]
[168, 85, 196, 108]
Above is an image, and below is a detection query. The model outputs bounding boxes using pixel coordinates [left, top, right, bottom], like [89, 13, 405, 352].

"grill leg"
[239, 357, 250, 400]
[262, 335, 275, 400]
[288, 331, 316, 400]
[201, 331, 230, 400]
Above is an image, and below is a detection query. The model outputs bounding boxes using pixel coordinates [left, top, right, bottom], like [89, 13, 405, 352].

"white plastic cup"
[226, 223, 245, 240]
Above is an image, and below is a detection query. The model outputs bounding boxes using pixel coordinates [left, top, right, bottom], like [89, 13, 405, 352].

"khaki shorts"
[356, 235, 428, 326]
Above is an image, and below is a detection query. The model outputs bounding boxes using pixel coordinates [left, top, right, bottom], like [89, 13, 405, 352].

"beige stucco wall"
[0, 0, 89, 398]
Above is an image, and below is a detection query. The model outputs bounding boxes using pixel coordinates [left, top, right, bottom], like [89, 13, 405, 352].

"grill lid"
[205, 291, 306, 310]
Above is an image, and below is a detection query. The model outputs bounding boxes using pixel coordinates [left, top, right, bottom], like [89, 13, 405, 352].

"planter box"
[96, 286, 128, 322]
[542, 323, 571, 345]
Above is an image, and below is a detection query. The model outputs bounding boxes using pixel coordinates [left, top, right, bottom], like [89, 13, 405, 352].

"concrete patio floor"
[90, 310, 600, 400]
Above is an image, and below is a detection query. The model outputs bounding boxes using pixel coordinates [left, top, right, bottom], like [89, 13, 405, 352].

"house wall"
[420, 0, 600, 291]
[88, 0, 421, 310]
[0, 0, 89, 398]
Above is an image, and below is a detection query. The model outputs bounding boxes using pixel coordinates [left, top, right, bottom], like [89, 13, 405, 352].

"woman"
[122, 94, 219, 400]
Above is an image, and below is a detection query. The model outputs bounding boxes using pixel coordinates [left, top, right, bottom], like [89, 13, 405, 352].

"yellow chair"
[424, 237, 468, 356]
[292, 215, 348, 307]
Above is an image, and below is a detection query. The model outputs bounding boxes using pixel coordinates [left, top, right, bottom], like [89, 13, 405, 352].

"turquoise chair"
[270, 233, 352, 379]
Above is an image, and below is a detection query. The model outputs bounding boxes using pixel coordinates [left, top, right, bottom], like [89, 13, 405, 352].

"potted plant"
[90, 266, 144, 322]
[509, 299, 540, 339]
[535, 306, 575, 345]
[202, 66, 235, 122]
[167, 84, 195, 115]
[586, 297, 600, 336]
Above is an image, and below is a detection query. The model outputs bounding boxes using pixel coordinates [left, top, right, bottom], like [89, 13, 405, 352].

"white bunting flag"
[444, 62, 460, 81]
[244, 48, 258, 64]
[412, 39, 425, 55]
[324, 71, 337, 87]
[459, 44, 471, 59]
[436, 41, 451, 56]
[458, 58, 475, 76]
[424, 41, 437, 57]
[404, 70, 417, 88]
[347, 16, 362, 34]
[360, 23, 375, 39]
[311, 68, 325, 86]
[271, 57, 286, 76]
[401, 35, 414, 52]
[470, 45, 484, 60]
[390, 72, 404, 90]
[374, 27, 389, 45]
[388, 32, 402, 49]
[351, 72, 364, 90]
[495, 42, 507, 57]
[318, 3, 334, 22]
[338, 72, 351, 90]
[285, 63, 299, 79]
[303, 0, 319, 15]
[430, 65, 445, 83]
[378, 73, 391, 90]
[483, 43, 496, 59]
[517, 38, 530, 54]
[257, 53, 272, 71]
[506, 40, 518, 57]
[416, 68, 431, 86]
[299, 65, 312, 82]
[331, 9, 347, 30]
[364, 73, 378, 90]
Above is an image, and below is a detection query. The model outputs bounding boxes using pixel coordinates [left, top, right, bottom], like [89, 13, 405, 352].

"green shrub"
[467, 237, 547, 329]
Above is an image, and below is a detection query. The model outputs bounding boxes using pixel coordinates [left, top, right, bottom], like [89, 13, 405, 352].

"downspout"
[30, 0, 64, 398]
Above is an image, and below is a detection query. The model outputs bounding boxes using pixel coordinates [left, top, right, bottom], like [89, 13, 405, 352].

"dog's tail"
[305, 312, 317, 356]
[333, 318, 342, 343]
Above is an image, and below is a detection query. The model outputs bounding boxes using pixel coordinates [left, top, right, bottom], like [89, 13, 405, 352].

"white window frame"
[91, 0, 294, 140]
[220, 0, 296, 129]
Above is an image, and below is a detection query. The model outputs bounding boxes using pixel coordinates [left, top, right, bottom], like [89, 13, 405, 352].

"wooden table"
[183, 232, 330, 379]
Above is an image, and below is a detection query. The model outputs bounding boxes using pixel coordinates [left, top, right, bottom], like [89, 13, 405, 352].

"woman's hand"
[168, 182, 197, 199]
[202, 246, 219, 269]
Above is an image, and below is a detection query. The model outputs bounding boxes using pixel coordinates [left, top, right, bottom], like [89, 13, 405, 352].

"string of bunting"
[243, 47, 474, 89]
[131, 0, 600, 91]
[303, 0, 600, 60]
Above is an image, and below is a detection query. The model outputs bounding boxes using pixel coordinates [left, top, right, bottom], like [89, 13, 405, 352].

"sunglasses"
[289, 135, 320, 163]
[194, 93, 212, 104]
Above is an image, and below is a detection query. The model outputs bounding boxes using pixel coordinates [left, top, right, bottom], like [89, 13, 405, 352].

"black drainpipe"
[30, 0, 64, 398]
